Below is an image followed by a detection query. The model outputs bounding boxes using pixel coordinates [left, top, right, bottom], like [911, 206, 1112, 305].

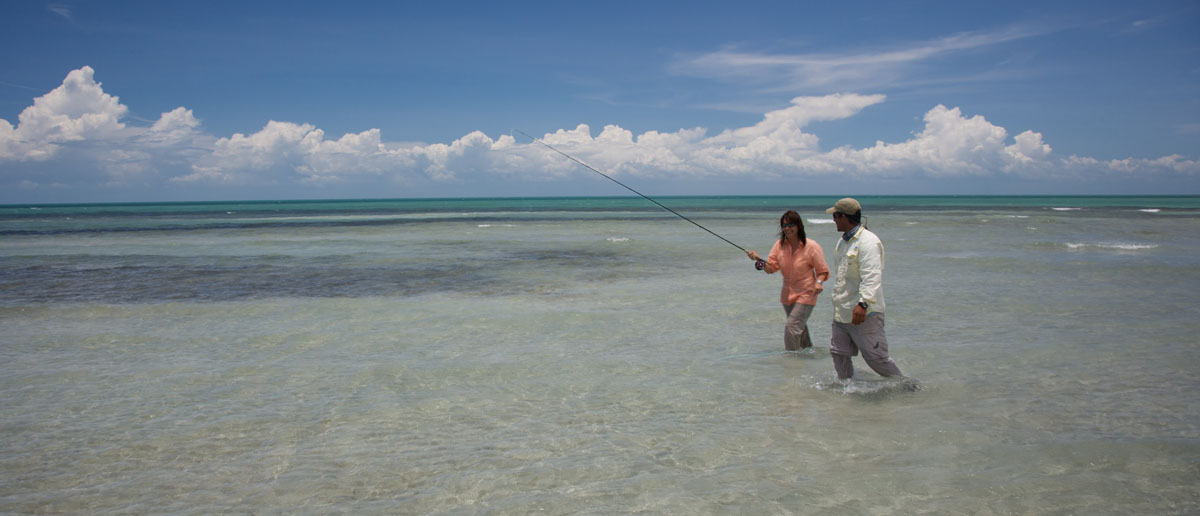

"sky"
[1, 0, 1198, 203]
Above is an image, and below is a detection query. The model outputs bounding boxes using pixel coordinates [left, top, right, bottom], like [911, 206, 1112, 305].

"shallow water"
[2, 197, 1198, 514]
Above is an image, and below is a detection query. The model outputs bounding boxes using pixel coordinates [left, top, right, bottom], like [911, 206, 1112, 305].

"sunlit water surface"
[2, 197, 1198, 514]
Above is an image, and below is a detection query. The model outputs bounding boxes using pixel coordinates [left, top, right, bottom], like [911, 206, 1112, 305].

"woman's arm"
[746, 245, 781, 274]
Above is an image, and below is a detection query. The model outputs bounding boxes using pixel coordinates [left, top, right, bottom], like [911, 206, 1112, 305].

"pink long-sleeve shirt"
[765, 238, 829, 306]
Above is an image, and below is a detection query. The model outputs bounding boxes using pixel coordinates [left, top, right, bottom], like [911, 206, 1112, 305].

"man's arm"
[853, 238, 884, 324]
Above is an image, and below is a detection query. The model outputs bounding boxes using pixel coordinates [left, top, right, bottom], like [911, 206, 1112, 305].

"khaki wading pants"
[830, 313, 903, 379]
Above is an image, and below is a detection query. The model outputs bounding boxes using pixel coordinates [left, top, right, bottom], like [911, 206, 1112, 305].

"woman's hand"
[746, 250, 761, 261]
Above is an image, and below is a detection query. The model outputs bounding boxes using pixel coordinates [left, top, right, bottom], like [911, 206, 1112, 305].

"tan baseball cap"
[825, 197, 861, 215]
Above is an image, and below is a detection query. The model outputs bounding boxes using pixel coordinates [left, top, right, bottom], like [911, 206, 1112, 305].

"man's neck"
[842, 224, 862, 241]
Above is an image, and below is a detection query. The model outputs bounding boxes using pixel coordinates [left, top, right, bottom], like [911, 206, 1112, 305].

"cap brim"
[825, 207, 837, 214]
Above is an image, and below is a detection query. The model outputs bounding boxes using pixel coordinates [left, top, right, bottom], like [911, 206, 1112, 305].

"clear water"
[2, 196, 1198, 514]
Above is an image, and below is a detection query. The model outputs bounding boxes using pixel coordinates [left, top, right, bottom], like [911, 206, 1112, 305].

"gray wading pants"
[830, 313, 903, 379]
[783, 303, 814, 351]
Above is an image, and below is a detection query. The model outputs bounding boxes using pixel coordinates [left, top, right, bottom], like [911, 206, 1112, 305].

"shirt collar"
[842, 224, 862, 242]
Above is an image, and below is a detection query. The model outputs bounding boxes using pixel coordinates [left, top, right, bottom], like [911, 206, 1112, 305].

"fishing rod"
[515, 129, 766, 270]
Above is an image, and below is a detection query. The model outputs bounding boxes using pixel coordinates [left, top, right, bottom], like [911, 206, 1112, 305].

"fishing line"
[515, 129, 765, 270]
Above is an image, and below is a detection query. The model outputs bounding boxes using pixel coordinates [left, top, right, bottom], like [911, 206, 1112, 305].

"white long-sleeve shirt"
[831, 226, 885, 323]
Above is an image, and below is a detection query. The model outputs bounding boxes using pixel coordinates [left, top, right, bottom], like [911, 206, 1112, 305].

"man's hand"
[851, 304, 867, 325]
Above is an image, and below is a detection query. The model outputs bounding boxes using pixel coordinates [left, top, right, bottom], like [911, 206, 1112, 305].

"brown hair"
[779, 210, 806, 246]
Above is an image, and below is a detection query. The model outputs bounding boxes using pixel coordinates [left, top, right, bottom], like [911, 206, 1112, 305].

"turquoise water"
[2, 196, 1198, 514]
[5, 195, 1198, 218]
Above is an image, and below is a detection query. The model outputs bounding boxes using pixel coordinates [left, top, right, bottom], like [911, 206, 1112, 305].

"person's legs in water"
[830, 322, 857, 378]
[783, 303, 815, 351]
[855, 314, 903, 377]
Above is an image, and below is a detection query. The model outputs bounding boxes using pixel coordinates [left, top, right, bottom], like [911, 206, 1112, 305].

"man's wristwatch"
[857, 301, 869, 310]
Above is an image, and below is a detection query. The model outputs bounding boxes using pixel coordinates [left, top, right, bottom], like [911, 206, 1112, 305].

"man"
[826, 198, 904, 380]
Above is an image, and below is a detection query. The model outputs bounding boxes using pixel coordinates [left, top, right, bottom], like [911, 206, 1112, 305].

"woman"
[747, 211, 830, 352]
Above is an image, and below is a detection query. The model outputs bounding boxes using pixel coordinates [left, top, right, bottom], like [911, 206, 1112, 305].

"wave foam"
[809, 376, 922, 397]
[1066, 242, 1159, 251]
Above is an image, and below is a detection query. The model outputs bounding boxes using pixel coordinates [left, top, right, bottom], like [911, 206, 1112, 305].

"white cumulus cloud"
[0, 66, 128, 161]
[1, 66, 1196, 199]
[823, 105, 1049, 177]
